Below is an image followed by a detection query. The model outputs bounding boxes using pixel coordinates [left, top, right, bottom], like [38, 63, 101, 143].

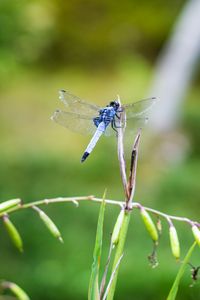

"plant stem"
[100, 242, 113, 299]
[116, 95, 129, 201]
[126, 129, 141, 209]
[106, 211, 131, 300]
[102, 254, 124, 300]
[0, 196, 198, 227]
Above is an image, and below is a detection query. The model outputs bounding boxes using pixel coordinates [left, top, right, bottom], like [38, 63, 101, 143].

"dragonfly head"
[109, 101, 120, 111]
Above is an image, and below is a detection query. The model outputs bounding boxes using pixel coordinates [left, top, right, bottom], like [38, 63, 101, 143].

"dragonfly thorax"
[101, 107, 116, 121]
[93, 105, 117, 128]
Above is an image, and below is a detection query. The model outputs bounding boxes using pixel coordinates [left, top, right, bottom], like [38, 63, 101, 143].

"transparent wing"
[104, 115, 148, 137]
[122, 97, 158, 119]
[124, 116, 149, 133]
[104, 123, 115, 137]
[51, 109, 96, 136]
[58, 90, 101, 117]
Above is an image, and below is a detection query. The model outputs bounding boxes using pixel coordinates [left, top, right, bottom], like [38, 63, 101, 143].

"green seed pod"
[111, 209, 125, 246]
[33, 206, 63, 243]
[2, 281, 30, 300]
[0, 199, 21, 213]
[169, 225, 180, 260]
[192, 225, 200, 246]
[140, 208, 158, 242]
[3, 215, 23, 252]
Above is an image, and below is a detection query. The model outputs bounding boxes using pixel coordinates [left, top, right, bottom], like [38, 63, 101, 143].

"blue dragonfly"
[51, 90, 157, 162]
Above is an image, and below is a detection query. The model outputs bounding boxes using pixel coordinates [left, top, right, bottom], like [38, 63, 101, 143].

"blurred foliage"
[0, 0, 186, 70]
[183, 94, 200, 157]
[0, 0, 200, 299]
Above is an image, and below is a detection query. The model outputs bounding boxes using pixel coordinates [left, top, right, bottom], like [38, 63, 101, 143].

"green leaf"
[88, 191, 106, 300]
[167, 242, 196, 300]
[106, 212, 130, 300]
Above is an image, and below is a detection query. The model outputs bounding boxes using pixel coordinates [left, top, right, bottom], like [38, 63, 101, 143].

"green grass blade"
[88, 192, 106, 300]
[167, 242, 196, 300]
[106, 211, 131, 300]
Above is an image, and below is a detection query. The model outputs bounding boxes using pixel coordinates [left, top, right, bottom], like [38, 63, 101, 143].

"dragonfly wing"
[106, 115, 148, 136]
[51, 109, 96, 136]
[122, 97, 158, 118]
[103, 96, 157, 135]
[104, 123, 115, 137]
[59, 90, 101, 117]
[124, 116, 149, 134]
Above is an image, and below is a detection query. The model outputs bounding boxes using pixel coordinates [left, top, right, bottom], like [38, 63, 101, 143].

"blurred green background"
[0, 0, 200, 299]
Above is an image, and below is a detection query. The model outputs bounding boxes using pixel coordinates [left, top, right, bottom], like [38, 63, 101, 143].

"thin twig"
[0, 196, 199, 226]
[0, 196, 123, 217]
[132, 203, 195, 225]
[126, 129, 141, 209]
[102, 254, 124, 300]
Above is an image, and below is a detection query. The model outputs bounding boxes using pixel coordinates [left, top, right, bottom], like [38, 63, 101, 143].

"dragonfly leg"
[115, 113, 120, 119]
[111, 120, 118, 134]
[113, 117, 123, 129]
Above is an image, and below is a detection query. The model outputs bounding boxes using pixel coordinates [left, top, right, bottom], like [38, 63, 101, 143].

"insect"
[188, 263, 200, 286]
[51, 90, 157, 162]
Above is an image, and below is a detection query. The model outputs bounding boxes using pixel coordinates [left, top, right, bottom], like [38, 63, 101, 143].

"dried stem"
[126, 129, 141, 209]
[116, 95, 141, 209]
[116, 95, 129, 201]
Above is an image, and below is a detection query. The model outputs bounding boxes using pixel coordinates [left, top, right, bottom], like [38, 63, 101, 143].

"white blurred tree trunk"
[149, 0, 200, 132]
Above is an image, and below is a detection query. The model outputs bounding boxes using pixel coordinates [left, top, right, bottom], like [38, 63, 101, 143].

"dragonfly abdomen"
[81, 122, 106, 162]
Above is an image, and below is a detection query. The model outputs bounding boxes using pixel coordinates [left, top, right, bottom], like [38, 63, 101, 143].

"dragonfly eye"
[110, 101, 120, 109]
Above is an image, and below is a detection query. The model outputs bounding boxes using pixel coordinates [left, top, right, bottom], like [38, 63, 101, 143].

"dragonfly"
[51, 90, 157, 162]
